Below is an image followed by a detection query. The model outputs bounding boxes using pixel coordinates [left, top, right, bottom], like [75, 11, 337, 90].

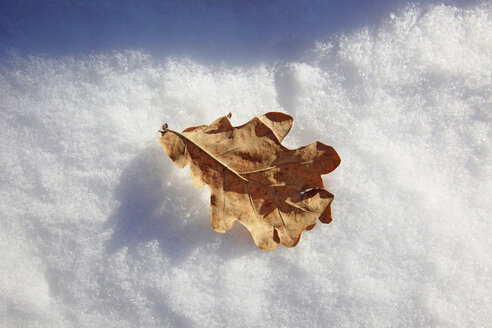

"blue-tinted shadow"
[0, 0, 477, 64]
[106, 146, 257, 263]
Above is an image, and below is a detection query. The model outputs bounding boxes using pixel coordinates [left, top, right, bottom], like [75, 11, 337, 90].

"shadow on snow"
[105, 146, 257, 263]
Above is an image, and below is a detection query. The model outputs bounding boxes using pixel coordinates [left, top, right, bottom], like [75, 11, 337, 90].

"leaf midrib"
[167, 129, 312, 214]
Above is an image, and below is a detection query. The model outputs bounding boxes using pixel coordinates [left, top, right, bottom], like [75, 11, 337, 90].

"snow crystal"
[0, 2, 490, 327]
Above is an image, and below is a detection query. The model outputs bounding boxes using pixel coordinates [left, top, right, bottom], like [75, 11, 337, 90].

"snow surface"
[1, 2, 491, 327]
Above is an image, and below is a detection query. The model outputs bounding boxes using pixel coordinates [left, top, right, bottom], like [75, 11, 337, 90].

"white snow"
[1, 3, 491, 327]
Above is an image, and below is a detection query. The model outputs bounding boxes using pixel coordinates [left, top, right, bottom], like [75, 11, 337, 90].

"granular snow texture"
[0, 3, 491, 327]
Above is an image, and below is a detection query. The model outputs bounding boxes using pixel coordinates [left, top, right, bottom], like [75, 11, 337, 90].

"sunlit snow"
[0, 2, 490, 327]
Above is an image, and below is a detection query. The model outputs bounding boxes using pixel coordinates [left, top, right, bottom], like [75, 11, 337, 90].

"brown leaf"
[159, 112, 340, 250]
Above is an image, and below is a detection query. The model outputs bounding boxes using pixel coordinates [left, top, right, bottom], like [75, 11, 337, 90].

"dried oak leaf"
[159, 112, 340, 250]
